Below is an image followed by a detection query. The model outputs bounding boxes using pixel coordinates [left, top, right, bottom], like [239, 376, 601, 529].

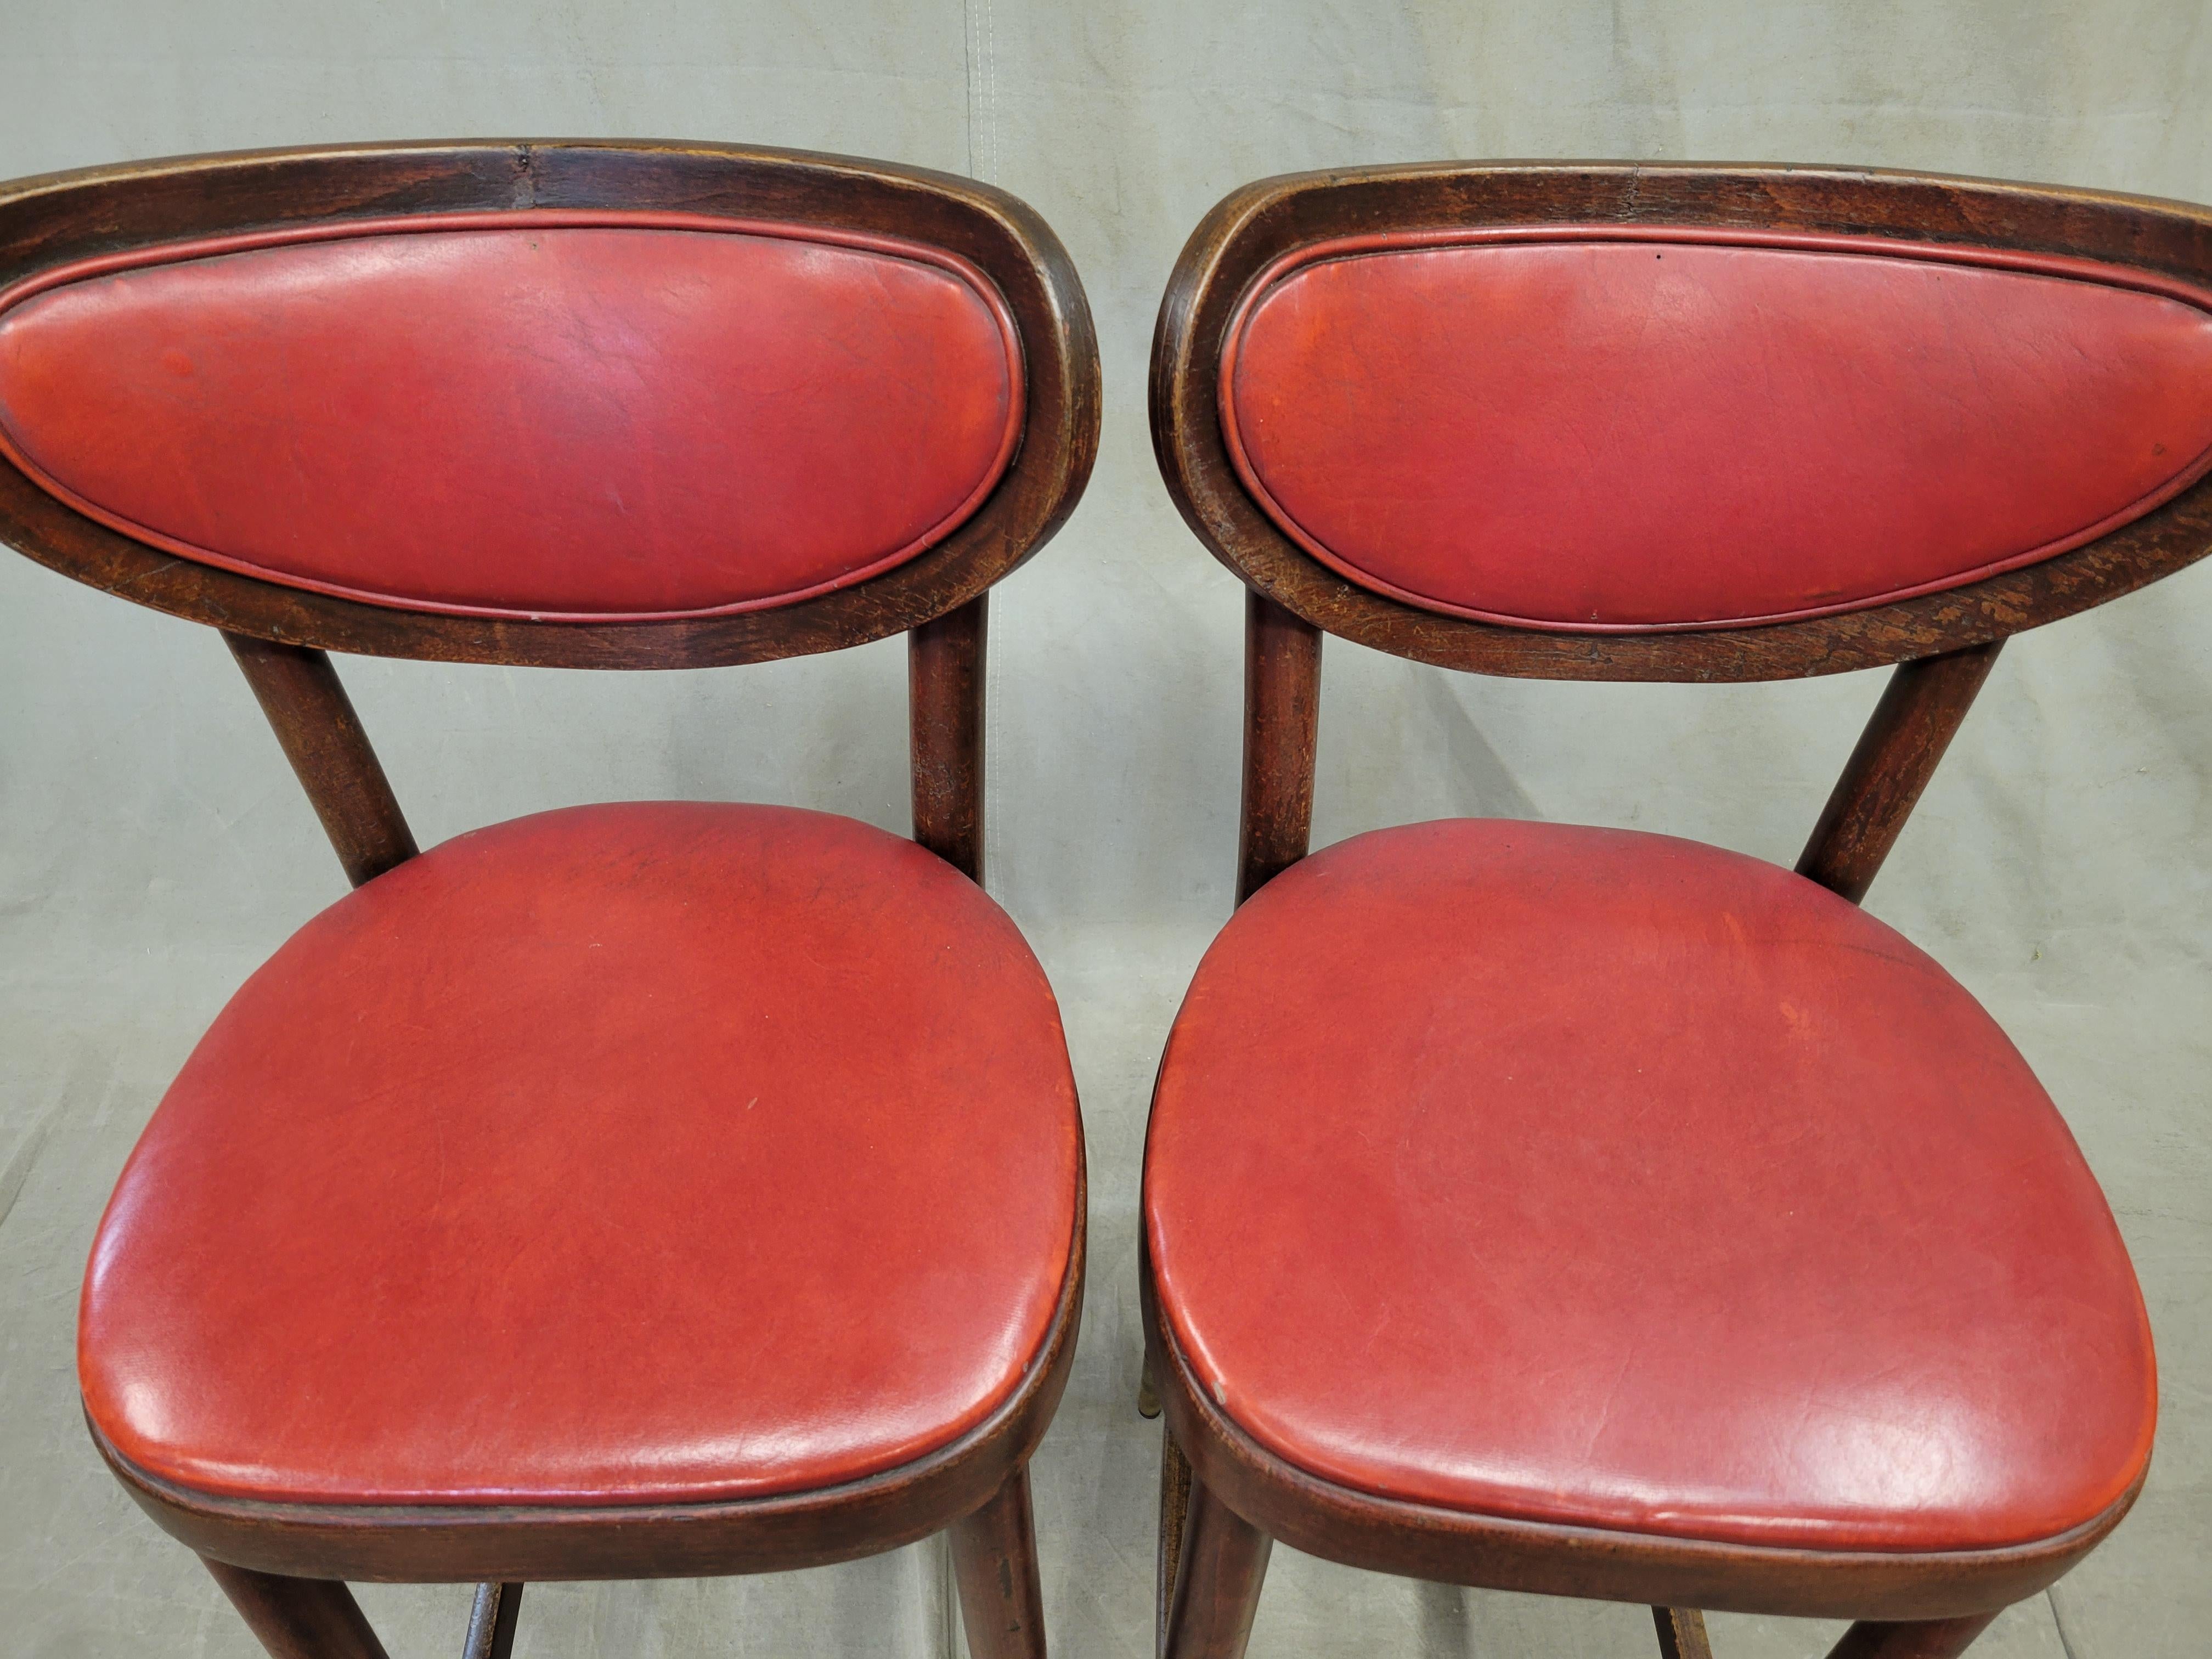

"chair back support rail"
[1147, 160, 2212, 1659]
[0, 140, 1102, 889]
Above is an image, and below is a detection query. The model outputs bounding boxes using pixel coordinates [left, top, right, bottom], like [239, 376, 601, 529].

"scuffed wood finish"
[202, 1558, 391, 1659]
[224, 634, 418, 887]
[1152, 162, 2212, 684]
[462, 1582, 523, 1659]
[1797, 642, 2004, 904]
[911, 594, 989, 883]
[949, 1466, 1048, 1659]
[1826, 1613, 2000, 1658]
[1235, 592, 1322, 902]
[1652, 1605, 1714, 1659]
[1156, 1433, 1194, 1659]
[1160, 1468, 1272, 1659]
[0, 142, 1101, 672]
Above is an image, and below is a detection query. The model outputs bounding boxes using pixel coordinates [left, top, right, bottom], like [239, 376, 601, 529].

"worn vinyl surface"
[1220, 233, 2212, 629]
[80, 803, 1080, 1509]
[2, 2, 2208, 1657]
[1147, 821, 2154, 1552]
[0, 219, 1023, 620]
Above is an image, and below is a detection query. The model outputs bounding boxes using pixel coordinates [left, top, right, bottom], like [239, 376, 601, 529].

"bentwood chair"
[0, 140, 1097, 1658]
[1143, 162, 2212, 1659]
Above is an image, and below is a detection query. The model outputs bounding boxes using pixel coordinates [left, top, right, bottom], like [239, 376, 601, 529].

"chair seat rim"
[1139, 1248, 2140, 1623]
[91, 1181, 1084, 1584]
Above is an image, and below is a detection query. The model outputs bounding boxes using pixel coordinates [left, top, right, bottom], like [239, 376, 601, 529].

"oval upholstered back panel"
[0, 212, 1023, 622]
[1220, 229, 2212, 632]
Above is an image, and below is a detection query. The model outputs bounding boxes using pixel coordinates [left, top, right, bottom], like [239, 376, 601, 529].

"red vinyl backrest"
[0, 145, 1096, 890]
[0, 211, 1024, 624]
[1217, 226, 2212, 634]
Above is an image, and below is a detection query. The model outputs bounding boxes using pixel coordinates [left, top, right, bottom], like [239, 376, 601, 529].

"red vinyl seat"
[80, 800, 1082, 1510]
[1145, 819, 2154, 1555]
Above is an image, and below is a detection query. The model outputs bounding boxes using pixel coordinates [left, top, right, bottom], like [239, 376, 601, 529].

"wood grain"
[1159, 1467, 1272, 1659]
[461, 1582, 523, 1659]
[1797, 642, 2004, 903]
[223, 634, 417, 887]
[1234, 592, 1321, 902]
[911, 594, 989, 883]
[950, 1467, 1049, 1659]
[201, 1558, 391, 1659]
[1652, 1604, 1714, 1659]
[1157, 1433, 1194, 1659]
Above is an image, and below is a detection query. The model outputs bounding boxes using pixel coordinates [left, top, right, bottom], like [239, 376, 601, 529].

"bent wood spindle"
[949, 1468, 1049, 1659]
[911, 594, 990, 884]
[1156, 1430, 1195, 1659]
[224, 633, 417, 887]
[202, 1560, 391, 1659]
[1826, 1613, 2001, 1659]
[1652, 1604, 1714, 1659]
[1234, 592, 1322, 903]
[461, 1582, 523, 1659]
[1797, 642, 2005, 904]
[1160, 1472, 1272, 1659]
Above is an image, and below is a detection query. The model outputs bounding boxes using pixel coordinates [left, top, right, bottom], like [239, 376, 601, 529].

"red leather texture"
[1220, 229, 2212, 630]
[0, 213, 1022, 621]
[1146, 820, 2155, 1551]
[79, 803, 1081, 1508]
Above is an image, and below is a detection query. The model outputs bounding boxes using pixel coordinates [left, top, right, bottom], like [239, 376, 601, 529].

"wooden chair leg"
[202, 1558, 391, 1659]
[1160, 1461, 1272, 1659]
[950, 1465, 1049, 1659]
[1156, 1430, 1194, 1658]
[1653, 1605, 1714, 1658]
[1825, 1612, 2000, 1658]
[1138, 1348, 1163, 1419]
[464, 1582, 524, 1659]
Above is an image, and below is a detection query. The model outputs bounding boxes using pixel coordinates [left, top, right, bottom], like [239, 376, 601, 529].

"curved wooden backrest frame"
[0, 140, 1101, 669]
[1152, 162, 2212, 911]
[1152, 161, 2212, 684]
[0, 143, 1100, 893]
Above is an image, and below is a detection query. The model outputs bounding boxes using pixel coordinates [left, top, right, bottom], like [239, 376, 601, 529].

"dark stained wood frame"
[0, 140, 1102, 1659]
[1144, 161, 2212, 1659]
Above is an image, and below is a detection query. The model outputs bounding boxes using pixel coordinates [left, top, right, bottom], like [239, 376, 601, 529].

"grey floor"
[2, 911, 2203, 1659]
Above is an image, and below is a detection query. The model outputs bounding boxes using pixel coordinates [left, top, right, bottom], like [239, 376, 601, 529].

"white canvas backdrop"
[1, 3, 2207, 1655]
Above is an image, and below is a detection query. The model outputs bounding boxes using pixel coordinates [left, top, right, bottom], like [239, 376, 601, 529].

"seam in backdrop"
[967, 0, 1007, 900]
[956, 8, 1002, 1654]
